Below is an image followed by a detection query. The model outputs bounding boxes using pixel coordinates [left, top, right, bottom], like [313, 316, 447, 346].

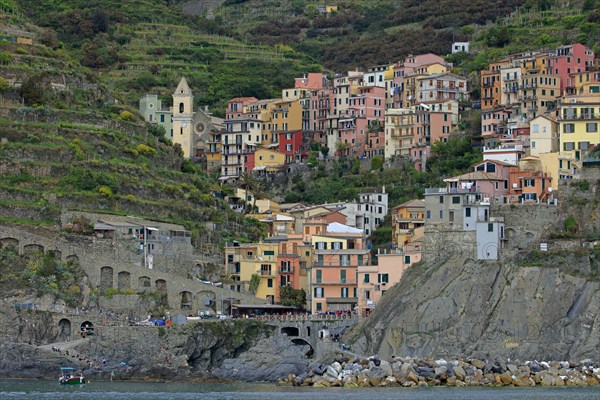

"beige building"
[530, 115, 559, 156]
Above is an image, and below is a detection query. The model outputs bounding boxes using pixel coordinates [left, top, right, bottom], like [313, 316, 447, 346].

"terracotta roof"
[392, 199, 425, 210]
[444, 171, 504, 182]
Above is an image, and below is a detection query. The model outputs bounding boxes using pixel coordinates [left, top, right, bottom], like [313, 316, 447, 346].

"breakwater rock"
[277, 355, 600, 387]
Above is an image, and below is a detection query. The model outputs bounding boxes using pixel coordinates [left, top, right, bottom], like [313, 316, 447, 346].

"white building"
[326, 189, 389, 236]
[451, 42, 470, 54]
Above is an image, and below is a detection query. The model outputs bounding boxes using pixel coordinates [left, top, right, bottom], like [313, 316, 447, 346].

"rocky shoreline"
[277, 355, 600, 388]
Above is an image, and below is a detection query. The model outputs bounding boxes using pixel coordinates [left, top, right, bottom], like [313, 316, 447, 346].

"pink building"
[295, 73, 327, 90]
[410, 144, 430, 171]
[336, 86, 385, 157]
[391, 54, 448, 108]
[363, 131, 385, 159]
[547, 43, 596, 94]
[357, 240, 423, 318]
[481, 108, 509, 148]
[226, 97, 258, 120]
[444, 160, 517, 203]
[429, 111, 453, 143]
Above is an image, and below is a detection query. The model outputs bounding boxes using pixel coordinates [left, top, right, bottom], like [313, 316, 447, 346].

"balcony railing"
[278, 267, 295, 274]
[260, 270, 274, 276]
[559, 114, 596, 120]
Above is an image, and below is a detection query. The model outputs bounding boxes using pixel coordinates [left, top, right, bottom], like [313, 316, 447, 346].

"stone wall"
[0, 225, 261, 315]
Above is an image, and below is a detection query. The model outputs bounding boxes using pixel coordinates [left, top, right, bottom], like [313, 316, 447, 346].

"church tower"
[172, 77, 194, 158]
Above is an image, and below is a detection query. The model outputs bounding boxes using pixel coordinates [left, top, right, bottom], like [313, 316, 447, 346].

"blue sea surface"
[1, 380, 600, 400]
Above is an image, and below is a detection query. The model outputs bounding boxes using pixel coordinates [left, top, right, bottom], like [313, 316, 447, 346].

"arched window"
[179, 102, 184, 113]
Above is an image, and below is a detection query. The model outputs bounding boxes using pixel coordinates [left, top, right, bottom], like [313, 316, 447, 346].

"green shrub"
[118, 110, 135, 121]
[0, 51, 12, 64]
[98, 186, 113, 198]
[565, 216, 578, 234]
[124, 147, 139, 157]
[137, 143, 157, 155]
[577, 180, 590, 191]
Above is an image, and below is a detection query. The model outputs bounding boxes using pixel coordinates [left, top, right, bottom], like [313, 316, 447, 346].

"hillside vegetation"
[9, 0, 319, 116]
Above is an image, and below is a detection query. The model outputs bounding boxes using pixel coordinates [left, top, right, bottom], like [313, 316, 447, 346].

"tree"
[249, 273, 261, 294]
[238, 171, 262, 212]
[279, 286, 306, 308]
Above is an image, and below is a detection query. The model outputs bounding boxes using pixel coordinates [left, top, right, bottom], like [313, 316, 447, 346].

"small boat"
[58, 367, 86, 385]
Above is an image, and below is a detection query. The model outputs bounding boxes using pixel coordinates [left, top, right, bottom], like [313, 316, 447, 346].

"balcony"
[559, 113, 596, 121]
[314, 279, 357, 285]
[278, 267, 295, 274]
[260, 269, 275, 277]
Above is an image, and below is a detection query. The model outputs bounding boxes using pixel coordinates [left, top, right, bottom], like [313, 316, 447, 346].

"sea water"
[1, 380, 600, 400]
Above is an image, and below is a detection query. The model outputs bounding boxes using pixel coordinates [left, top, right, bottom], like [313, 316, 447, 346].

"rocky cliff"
[347, 250, 600, 361]
[0, 319, 311, 382]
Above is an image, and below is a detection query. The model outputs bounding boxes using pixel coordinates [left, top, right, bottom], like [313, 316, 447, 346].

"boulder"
[499, 372, 512, 385]
[454, 365, 466, 380]
[470, 359, 486, 370]
[512, 376, 535, 387]
[379, 360, 393, 376]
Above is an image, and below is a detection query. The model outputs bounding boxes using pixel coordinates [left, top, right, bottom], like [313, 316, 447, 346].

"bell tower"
[172, 77, 194, 158]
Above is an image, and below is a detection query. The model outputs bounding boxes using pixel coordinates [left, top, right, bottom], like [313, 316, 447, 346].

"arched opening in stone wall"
[23, 243, 44, 257]
[291, 338, 314, 358]
[505, 228, 516, 240]
[139, 276, 151, 290]
[0, 237, 19, 250]
[58, 318, 71, 341]
[482, 243, 499, 260]
[80, 321, 94, 337]
[180, 291, 192, 310]
[66, 255, 79, 263]
[100, 266, 114, 294]
[155, 279, 168, 307]
[117, 271, 131, 291]
[306, 326, 311, 336]
[47, 249, 62, 260]
[281, 326, 299, 337]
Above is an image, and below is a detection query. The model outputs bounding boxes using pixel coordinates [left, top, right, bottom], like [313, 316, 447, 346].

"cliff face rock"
[213, 335, 311, 381]
[348, 252, 600, 362]
[0, 342, 75, 379]
[69, 320, 276, 381]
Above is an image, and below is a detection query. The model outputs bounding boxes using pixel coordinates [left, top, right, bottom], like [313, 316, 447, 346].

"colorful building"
[391, 199, 425, 247]
[310, 222, 369, 313]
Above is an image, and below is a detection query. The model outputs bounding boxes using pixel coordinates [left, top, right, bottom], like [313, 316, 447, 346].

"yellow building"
[206, 129, 222, 171]
[566, 70, 600, 96]
[558, 94, 600, 179]
[268, 99, 302, 133]
[236, 242, 279, 303]
[403, 62, 448, 107]
[391, 199, 425, 247]
[254, 148, 288, 175]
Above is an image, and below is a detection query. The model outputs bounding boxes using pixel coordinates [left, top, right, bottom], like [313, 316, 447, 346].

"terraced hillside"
[106, 22, 316, 114]
[12, 0, 320, 116]
[0, 113, 265, 244]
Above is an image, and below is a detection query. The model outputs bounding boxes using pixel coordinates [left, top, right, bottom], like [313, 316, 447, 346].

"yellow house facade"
[558, 95, 600, 178]
[238, 242, 279, 303]
[254, 148, 288, 173]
